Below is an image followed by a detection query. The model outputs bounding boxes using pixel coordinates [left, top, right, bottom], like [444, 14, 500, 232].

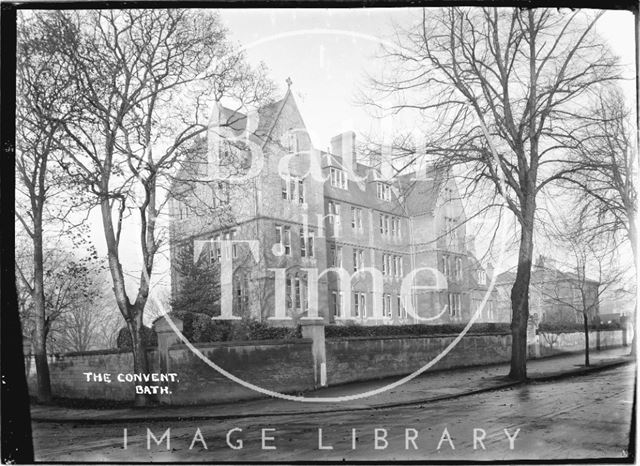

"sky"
[217, 8, 637, 150]
[78, 7, 637, 308]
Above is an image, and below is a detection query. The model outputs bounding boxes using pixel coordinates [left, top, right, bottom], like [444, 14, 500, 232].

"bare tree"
[364, 8, 619, 380]
[15, 237, 105, 355]
[43, 10, 273, 406]
[558, 87, 637, 353]
[15, 11, 81, 402]
[541, 223, 625, 366]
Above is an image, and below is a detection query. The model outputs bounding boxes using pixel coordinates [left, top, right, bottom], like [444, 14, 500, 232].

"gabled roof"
[395, 165, 447, 216]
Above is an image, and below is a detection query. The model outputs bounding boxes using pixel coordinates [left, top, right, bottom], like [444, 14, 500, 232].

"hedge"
[537, 320, 623, 334]
[325, 322, 511, 338]
[171, 312, 302, 343]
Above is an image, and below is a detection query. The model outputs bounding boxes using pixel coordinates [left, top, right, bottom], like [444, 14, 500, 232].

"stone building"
[495, 255, 600, 325]
[169, 86, 497, 325]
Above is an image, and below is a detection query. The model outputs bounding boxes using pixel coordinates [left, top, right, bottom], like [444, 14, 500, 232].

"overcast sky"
[217, 8, 637, 150]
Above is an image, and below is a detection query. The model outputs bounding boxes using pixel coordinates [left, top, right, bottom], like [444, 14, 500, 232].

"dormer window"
[478, 270, 487, 285]
[376, 182, 391, 201]
[330, 167, 347, 189]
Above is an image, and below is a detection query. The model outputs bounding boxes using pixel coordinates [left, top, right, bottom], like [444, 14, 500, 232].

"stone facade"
[496, 255, 600, 324]
[169, 88, 498, 325]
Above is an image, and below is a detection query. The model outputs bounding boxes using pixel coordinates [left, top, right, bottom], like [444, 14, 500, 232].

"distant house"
[169, 85, 499, 325]
[496, 255, 600, 325]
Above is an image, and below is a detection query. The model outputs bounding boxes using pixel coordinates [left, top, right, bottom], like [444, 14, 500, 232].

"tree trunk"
[627, 211, 637, 357]
[128, 308, 151, 408]
[32, 217, 52, 403]
[583, 313, 590, 366]
[508, 212, 535, 381]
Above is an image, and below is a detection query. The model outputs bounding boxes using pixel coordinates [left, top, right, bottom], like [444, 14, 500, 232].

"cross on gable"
[286, 77, 292, 88]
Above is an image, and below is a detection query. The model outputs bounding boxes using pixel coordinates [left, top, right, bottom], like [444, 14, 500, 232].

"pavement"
[30, 347, 634, 424]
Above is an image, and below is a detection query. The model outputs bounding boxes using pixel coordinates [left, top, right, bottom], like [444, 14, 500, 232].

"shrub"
[324, 322, 511, 338]
[537, 320, 623, 334]
[170, 312, 301, 343]
[116, 326, 158, 349]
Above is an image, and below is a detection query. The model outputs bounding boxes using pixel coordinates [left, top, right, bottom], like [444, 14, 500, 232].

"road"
[32, 364, 635, 462]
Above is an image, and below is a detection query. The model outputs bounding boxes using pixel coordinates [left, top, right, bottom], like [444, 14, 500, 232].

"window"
[377, 182, 391, 201]
[287, 273, 308, 312]
[383, 254, 402, 277]
[284, 227, 291, 255]
[208, 231, 236, 262]
[276, 225, 291, 256]
[275, 225, 282, 245]
[330, 244, 343, 267]
[444, 186, 454, 202]
[397, 295, 405, 318]
[209, 235, 221, 263]
[294, 277, 301, 309]
[330, 167, 347, 189]
[353, 248, 364, 272]
[351, 207, 363, 231]
[301, 229, 315, 258]
[353, 292, 366, 318]
[298, 180, 305, 204]
[394, 256, 400, 277]
[281, 176, 305, 204]
[448, 293, 462, 318]
[477, 270, 487, 285]
[444, 216, 458, 245]
[328, 201, 341, 225]
[455, 257, 462, 280]
[283, 131, 299, 154]
[379, 214, 391, 236]
[233, 272, 249, 313]
[332, 291, 344, 317]
[383, 294, 392, 318]
[441, 255, 450, 277]
[379, 214, 400, 238]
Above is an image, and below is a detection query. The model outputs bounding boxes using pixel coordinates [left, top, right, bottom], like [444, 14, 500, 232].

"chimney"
[486, 262, 494, 280]
[330, 131, 357, 170]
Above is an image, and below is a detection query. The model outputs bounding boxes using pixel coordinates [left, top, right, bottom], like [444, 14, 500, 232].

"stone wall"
[31, 327, 625, 405]
[30, 340, 314, 404]
[537, 329, 624, 357]
[162, 339, 315, 405]
[326, 333, 512, 386]
[27, 349, 157, 401]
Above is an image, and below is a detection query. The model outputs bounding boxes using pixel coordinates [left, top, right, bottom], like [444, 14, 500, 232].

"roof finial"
[286, 77, 292, 88]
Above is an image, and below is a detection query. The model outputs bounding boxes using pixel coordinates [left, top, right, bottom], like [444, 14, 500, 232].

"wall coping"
[326, 332, 512, 342]
[57, 347, 158, 359]
[170, 338, 312, 350]
[537, 328, 623, 335]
